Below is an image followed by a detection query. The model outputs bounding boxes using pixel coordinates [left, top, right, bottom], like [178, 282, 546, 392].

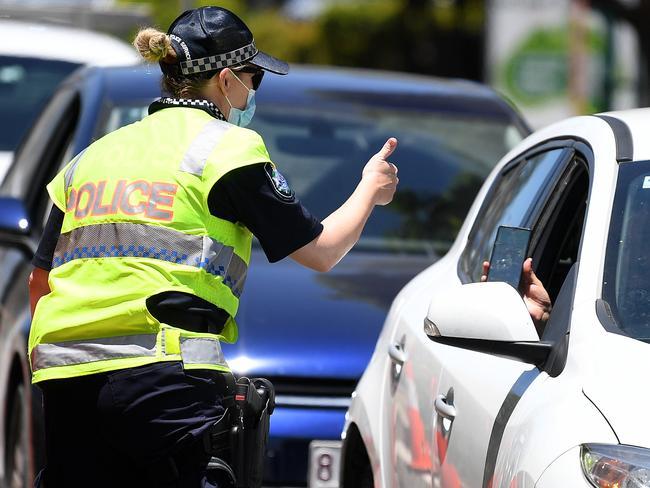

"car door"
[387, 144, 579, 488]
[436, 145, 590, 488]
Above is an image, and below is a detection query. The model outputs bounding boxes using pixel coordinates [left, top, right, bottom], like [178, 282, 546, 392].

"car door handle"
[388, 343, 407, 366]
[434, 394, 457, 420]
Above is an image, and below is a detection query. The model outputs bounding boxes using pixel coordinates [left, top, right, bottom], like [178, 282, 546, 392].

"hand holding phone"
[486, 225, 531, 292]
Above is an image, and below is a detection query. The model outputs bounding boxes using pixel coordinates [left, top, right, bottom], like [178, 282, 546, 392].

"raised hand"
[519, 258, 552, 331]
[361, 137, 399, 206]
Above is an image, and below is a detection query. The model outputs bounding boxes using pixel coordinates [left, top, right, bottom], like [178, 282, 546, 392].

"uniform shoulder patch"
[265, 163, 295, 201]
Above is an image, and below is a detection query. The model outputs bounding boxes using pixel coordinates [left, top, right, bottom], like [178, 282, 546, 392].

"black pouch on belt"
[204, 376, 275, 488]
[231, 377, 275, 488]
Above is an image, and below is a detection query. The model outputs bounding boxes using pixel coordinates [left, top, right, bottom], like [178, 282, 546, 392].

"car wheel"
[355, 461, 373, 488]
[6, 384, 28, 488]
[341, 425, 373, 488]
[342, 454, 373, 488]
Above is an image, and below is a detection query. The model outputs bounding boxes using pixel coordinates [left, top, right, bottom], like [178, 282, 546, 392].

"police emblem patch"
[265, 163, 294, 201]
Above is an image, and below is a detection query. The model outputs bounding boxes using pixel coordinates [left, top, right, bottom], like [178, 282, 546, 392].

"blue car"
[0, 64, 529, 487]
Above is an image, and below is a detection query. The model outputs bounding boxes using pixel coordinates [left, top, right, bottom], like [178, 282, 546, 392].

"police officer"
[27, 6, 398, 488]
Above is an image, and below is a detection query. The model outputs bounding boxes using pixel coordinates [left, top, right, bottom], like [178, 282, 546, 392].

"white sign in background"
[485, 0, 639, 130]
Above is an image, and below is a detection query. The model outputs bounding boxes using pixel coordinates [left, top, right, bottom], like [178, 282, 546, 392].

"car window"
[530, 157, 589, 303]
[460, 148, 569, 281]
[253, 105, 525, 256]
[0, 87, 80, 228]
[99, 101, 526, 256]
[603, 160, 650, 343]
[99, 104, 151, 136]
[0, 56, 80, 153]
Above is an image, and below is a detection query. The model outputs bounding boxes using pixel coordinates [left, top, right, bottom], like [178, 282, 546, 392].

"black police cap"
[165, 6, 289, 76]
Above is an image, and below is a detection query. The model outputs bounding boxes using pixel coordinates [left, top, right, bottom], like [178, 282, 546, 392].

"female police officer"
[27, 5, 398, 488]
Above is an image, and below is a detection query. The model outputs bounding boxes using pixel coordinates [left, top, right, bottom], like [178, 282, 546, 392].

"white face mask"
[224, 69, 256, 127]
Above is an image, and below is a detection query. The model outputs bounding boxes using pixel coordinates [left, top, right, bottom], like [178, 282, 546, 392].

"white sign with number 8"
[308, 440, 342, 488]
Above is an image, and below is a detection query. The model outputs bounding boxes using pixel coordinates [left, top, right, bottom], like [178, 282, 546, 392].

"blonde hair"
[133, 27, 176, 63]
[133, 27, 212, 99]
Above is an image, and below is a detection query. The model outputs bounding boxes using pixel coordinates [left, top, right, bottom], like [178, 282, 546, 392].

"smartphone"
[487, 225, 531, 291]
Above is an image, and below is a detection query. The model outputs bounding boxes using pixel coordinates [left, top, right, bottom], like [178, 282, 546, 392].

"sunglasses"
[232, 65, 265, 90]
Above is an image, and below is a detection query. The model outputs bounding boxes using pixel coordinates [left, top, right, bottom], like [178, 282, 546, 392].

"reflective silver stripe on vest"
[180, 119, 230, 176]
[31, 334, 157, 372]
[52, 223, 247, 297]
[31, 334, 229, 372]
[180, 337, 227, 366]
[64, 149, 87, 194]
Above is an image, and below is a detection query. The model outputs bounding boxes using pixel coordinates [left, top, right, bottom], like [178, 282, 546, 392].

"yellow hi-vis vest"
[29, 107, 272, 383]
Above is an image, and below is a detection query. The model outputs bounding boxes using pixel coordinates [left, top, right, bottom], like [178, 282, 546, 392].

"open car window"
[459, 147, 570, 282]
[530, 157, 589, 303]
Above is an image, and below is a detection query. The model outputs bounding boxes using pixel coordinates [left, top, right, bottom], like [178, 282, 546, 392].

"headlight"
[581, 444, 650, 488]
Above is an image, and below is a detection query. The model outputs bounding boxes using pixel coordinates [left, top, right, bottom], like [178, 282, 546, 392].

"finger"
[480, 275, 487, 282]
[388, 162, 398, 174]
[527, 261, 544, 288]
[482, 261, 490, 276]
[385, 177, 399, 190]
[376, 137, 398, 160]
[521, 257, 539, 287]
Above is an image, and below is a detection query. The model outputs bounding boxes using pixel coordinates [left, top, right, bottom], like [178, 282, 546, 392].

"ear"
[217, 69, 231, 95]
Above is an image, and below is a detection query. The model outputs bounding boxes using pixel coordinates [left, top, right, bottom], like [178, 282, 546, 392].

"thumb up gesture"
[362, 138, 399, 206]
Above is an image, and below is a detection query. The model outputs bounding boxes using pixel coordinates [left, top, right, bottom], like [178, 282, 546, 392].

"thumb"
[376, 137, 398, 160]
[523, 257, 542, 287]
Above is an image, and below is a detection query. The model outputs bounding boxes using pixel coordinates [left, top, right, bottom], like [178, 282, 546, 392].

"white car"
[341, 109, 650, 488]
[0, 19, 139, 182]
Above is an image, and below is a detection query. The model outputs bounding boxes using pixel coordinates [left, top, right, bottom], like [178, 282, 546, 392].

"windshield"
[0, 56, 80, 152]
[101, 101, 524, 255]
[603, 160, 650, 342]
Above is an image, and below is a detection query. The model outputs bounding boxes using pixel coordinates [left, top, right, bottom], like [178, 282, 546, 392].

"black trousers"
[37, 361, 227, 488]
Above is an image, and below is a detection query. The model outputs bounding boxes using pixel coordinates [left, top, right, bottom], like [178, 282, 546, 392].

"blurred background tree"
[119, 0, 486, 81]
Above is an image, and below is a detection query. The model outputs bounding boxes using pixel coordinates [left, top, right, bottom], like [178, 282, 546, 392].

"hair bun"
[133, 28, 175, 63]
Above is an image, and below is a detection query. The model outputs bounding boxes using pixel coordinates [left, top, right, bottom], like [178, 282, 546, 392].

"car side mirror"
[0, 197, 35, 257]
[424, 282, 552, 367]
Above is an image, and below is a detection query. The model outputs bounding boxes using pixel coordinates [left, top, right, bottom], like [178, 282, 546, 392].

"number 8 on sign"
[308, 440, 341, 488]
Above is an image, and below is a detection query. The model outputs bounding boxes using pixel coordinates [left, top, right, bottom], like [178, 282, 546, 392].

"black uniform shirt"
[33, 102, 323, 334]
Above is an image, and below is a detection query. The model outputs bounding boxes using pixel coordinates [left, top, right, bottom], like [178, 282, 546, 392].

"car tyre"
[341, 425, 373, 488]
[345, 458, 373, 488]
[356, 461, 373, 488]
[5, 384, 28, 488]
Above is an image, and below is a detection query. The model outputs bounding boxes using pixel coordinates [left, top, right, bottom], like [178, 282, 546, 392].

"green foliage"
[117, 0, 484, 78]
[194, 0, 248, 17]
[247, 10, 319, 65]
[311, 2, 401, 67]
[118, 0, 181, 32]
[117, 0, 250, 48]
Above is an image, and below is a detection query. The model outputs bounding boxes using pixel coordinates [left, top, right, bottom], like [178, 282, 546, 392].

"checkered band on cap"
[180, 41, 258, 75]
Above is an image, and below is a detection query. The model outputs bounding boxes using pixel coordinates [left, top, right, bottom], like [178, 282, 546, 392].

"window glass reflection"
[462, 148, 565, 280]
